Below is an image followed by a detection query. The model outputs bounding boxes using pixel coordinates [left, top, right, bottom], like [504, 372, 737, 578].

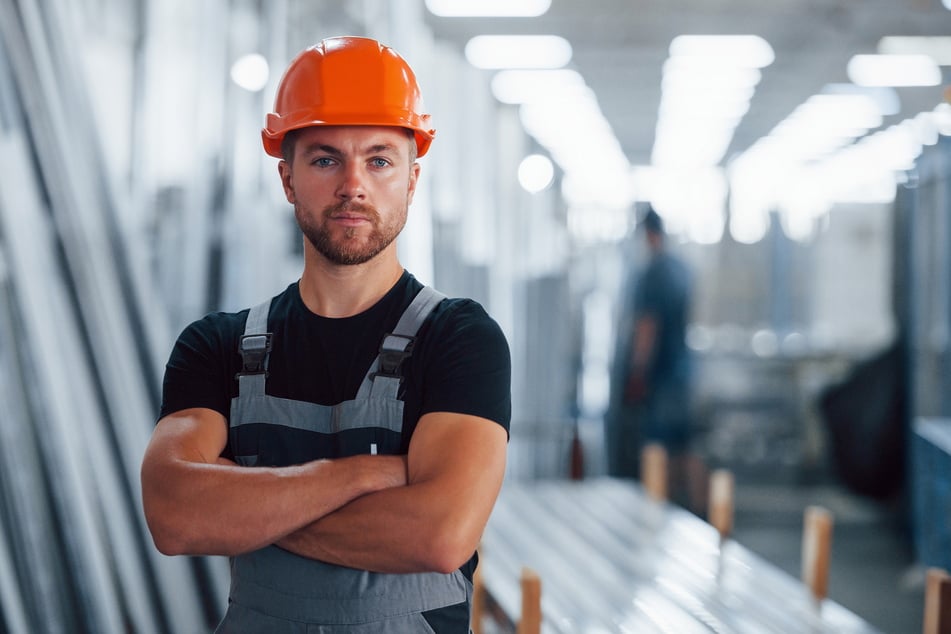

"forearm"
[142, 440, 405, 557]
[632, 315, 657, 372]
[142, 409, 410, 557]
[277, 413, 507, 574]
[277, 480, 477, 574]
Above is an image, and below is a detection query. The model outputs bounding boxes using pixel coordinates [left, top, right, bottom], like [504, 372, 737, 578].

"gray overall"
[215, 287, 472, 633]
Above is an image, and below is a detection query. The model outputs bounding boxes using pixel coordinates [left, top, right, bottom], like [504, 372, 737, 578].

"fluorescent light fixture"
[652, 124, 735, 167]
[662, 60, 762, 90]
[491, 69, 586, 104]
[230, 53, 269, 92]
[911, 112, 940, 146]
[652, 36, 770, 170]
[669, 35, 775, 68]
[729, 201, 770, 244]
[821, 83, 900, 116]
[425, 0, 550, 17]
[754, 93, 883, 166]
[847, 54, 941, 87]
[465, 35, 572, 69]
[878, 36, 951, 65]
[499, 68, 631, 209]
[793, 94, 883, 131]
[935, 103, 951, 136]
[518, 154, 555, 193]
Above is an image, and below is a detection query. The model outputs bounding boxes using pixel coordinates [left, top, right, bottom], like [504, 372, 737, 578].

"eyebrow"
[300, 142, 400, 158]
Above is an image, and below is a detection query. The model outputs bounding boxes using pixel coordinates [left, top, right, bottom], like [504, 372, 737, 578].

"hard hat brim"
[262, 116, 435, 159]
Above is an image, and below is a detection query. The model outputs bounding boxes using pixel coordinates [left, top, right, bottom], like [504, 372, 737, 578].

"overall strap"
[357, 286, 447, 400]
[237, 299, 272, 398]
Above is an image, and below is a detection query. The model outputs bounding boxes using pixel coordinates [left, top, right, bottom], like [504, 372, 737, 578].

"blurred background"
[1, 0, 951, 632]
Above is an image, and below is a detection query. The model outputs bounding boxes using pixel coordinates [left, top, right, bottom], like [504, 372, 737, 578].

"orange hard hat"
[262, 36, 435, 158]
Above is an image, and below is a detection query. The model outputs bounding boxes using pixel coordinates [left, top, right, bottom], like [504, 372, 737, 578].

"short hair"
[280, 128, 417, 164]
[281, 129, 300, 163]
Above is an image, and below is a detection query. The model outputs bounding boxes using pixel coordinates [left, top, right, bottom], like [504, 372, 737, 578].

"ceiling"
[423, 0, 951, 167]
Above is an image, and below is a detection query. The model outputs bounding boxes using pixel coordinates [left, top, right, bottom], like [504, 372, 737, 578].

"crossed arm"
[140, 408, 507, 574]
[277, 411, 508, 573]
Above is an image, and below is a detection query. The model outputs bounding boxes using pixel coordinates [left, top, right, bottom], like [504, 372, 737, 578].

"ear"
[406, 162, 421, 205]
[278, 160, 296, 204]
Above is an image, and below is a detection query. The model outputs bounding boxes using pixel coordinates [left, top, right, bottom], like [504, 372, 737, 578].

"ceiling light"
[425, 0, 550, 17]
[793, 94, 883, 131]
[491, 69, 586, 104]
[878, 36, 951, 65]
[821, 83, 900, 116]
[669, 35, 775, 68]
[230, 53, 269, 92]
[518, 154, 555, 193]
[847, 54, 942, 87]
[465, 35, 572, 69]
[652, 35, 770, 170]
[934, 103, 951, 135]
[662, 60, 762, 90]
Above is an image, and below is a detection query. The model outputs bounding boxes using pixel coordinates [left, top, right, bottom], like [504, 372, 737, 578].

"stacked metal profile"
[0, 0, 224, 631]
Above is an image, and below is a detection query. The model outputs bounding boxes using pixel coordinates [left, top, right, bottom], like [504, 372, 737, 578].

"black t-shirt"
[633, 251, 691, 382]
[159, 271, 512, 457]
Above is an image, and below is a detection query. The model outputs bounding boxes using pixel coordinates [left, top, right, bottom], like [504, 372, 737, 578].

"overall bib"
[216, 287, 472, 633]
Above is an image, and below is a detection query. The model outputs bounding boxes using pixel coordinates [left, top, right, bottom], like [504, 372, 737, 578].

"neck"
[298, 247, 404, 318]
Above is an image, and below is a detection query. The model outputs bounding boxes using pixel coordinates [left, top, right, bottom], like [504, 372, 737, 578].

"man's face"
[279, 126, 419, 266]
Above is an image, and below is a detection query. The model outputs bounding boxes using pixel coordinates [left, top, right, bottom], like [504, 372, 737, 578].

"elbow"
[146, 524, 186, 556]
[143, 506, 191, 556]
[150, 532, 188, 557]
[142, 492, 212, 556]
[143, 506, 246, 557]
[423, 525, 480, 574]
[146, 517, 239, 557]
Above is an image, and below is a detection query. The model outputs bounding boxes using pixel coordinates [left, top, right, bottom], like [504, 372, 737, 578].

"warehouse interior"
[2, 0, 951, 632]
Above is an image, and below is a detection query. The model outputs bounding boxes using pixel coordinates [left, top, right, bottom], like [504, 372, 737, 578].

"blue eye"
[312, 157, 335, 167]
[371, 158, 390, 168]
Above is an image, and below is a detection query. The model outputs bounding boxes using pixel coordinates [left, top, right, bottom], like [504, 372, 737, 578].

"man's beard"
[296, 200, 406, 266]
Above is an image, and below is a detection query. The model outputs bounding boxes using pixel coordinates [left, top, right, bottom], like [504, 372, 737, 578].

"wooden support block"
[471, 555, 485, 634]
[923, 567, 951, 634]
[569, 421, 585, 480]
[641, 442, 668, 501]
[518, 566, 542, 634]
[801, 505, 834, 601]
[708, 469, 734, 540]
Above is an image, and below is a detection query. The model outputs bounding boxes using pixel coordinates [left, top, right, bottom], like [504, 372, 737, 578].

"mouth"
[327, 202, 376, 226]
[329, 213, 371, 227]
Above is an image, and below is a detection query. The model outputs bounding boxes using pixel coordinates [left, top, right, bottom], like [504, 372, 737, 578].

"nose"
[336, 162, 367, 201]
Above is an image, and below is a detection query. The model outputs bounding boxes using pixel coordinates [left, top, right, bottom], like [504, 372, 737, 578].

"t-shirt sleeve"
[418, 300, 512, 434]
[157, 312, 242, 422]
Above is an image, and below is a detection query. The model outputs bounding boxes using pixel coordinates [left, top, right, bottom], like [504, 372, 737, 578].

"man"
[140, 36, 511, 633]
[625, 207, 703, 508]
